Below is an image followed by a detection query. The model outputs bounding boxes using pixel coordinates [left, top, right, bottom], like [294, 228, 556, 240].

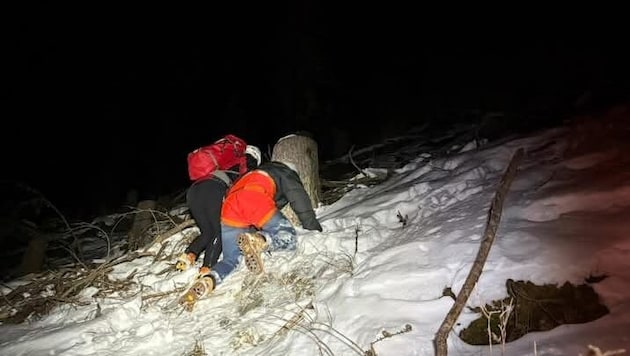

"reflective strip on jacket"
[221, 170, 277, 228]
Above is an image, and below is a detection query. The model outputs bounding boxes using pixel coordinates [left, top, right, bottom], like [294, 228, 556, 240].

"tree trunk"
[128, 200, 157, 251]
[271, 134, 321, 227]
[19, 235, 48, 276]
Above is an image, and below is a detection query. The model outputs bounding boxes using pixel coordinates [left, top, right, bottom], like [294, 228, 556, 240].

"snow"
[1, 109, 630, 355]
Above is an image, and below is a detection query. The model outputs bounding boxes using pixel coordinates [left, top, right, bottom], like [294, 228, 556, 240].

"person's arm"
[283, 172, 322, 231]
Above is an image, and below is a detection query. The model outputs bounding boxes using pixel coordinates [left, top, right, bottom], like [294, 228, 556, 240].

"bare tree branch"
[142, 219, 197, 252]
[434, 148, 524, 355]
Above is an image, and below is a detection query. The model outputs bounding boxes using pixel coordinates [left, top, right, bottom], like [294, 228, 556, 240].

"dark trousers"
[185, 178, 228, 268]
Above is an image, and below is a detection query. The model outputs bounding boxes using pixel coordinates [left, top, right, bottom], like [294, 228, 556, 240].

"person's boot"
[175, 252, 196, 271]
[237, 232, 268, 274]
[178, 270, 216, 312]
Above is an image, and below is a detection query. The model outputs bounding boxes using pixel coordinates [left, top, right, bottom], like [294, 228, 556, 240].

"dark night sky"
[3, 3, 629, 219]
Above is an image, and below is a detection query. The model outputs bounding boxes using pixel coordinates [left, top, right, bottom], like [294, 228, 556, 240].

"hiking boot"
[237, 232, 268, 274]
[175, 252, 196, 271]
[178, 275, 216, 312]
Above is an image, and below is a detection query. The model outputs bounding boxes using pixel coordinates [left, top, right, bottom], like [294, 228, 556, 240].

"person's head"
[245, 145, 262, 170]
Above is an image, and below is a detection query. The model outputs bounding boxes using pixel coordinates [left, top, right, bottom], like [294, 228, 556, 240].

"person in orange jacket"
[204, 160, 322, 287]
[175, 144, 262, 277]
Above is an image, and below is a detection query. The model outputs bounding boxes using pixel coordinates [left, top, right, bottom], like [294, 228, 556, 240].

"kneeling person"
[208, 161, 323, 287]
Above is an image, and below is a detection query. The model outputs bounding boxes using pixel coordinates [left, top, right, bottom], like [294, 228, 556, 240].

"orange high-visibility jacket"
[221, 170, 277, 228]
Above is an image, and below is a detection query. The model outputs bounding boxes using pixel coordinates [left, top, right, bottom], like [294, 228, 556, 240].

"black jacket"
[258, 161, 322, 232]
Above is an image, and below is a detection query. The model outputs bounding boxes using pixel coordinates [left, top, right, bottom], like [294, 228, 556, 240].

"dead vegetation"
[0, 253, 141, 324]
[319, 120, 496, 206]
[260, 300, 412, 356]
[183, 338, 207, 356]
[459, 279, 610, 345]
[0, 205, 197, 325]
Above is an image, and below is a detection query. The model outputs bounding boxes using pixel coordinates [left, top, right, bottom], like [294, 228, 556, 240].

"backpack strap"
[207, 149, 219, 167]
[212, 170, 232, 186]
[223, 169, 240, 175]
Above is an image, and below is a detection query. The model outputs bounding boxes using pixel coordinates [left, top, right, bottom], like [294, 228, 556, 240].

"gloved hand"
[306, 220, 323, 232]
[196, 266, 211, 279]
[175, 252, 196, 271]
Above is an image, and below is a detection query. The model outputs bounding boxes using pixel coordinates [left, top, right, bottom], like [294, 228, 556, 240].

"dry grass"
[262, 301, 412, 356]
[582, 345, 626, 356]
[183, 339, 207, 356]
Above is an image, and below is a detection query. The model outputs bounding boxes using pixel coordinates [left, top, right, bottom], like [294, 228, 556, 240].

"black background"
[3, 3, 629, 219]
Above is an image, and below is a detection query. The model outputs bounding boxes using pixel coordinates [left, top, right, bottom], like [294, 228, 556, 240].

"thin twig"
[71, 222, 112, 259]
[354, 225, 360, 257]
[60, 266, 113, 299]
[59, 244, 89, 270]
[141, 286, 187, 302]
[154, 241, 170, 263]
[348, 145, 369, 177]
[143, 219, 197, 252]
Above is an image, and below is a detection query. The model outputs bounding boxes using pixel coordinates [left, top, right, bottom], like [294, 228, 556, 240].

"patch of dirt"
[459, 278, 609, 345]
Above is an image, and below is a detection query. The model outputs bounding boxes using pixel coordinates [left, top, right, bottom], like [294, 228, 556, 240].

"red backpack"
[187, 134, 248, 182]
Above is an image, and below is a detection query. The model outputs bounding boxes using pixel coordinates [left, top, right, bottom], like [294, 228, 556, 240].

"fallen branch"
[141, 286, 187, 302]
[325, 127, 429, 165]
[143, 219, 197, 252]
[433, 148, 524, 355]
[60, 266, 113, 299]
[348, 145, 369, 177]
[110, 251, 155, 267]
[60, 251, 154, 299]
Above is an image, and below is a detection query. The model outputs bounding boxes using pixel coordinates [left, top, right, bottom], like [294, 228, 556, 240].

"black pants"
[185, 178, 228, 268]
